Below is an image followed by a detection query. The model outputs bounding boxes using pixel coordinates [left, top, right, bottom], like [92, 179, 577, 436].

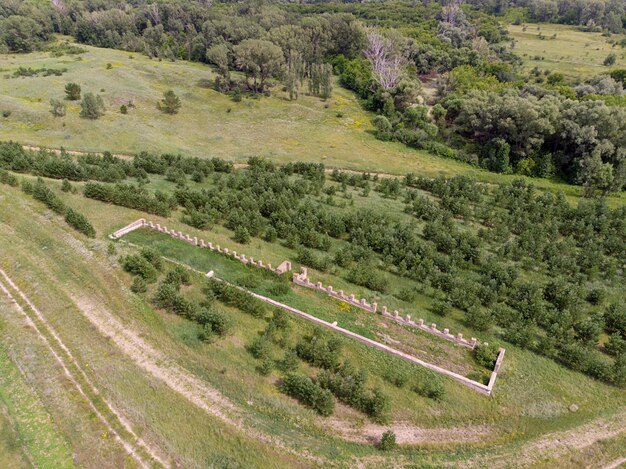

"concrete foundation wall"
[293, 267, 477, 349]
[110, 219, 292, 275]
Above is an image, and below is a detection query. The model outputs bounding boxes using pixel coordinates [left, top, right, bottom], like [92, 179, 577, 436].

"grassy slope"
[0, 172, 624, 466]
[37, 175, 626, 462]
[0, 340, 76, 468]
[1, 37, 624, 207]
[508, 23, 626, 77]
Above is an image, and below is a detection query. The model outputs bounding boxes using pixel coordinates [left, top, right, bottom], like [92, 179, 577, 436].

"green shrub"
[248, 336, 271, 360]
[65, 208, 96, 238]
[474, 343, 499, 369]
[277, 350, 300, 372]
[121, 254, 158, 282]
[295, 332, 342, 370]
[0, 170, 18, 186]
[60, 179, 72, 192]
[347, 262, 388, 293]
[281, 373, 335, 416]
[414, 377, 445, 401]
[164, 265, 191, 288]
[153, 282, 179, 309]
[195, 308, 231, 336]
[130, 277, 147, 293]
[234, 226, 250, 244]
[140, 248, 162, 270]
[379, 430, 397, 451]
[257, 358, 273, 376]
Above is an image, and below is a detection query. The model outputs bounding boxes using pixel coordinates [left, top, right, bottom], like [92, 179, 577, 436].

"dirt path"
[327, 418, 492, 445]
[0, 269, 165, 469]
[21, 144, 401, 178]
[464, 408, 626, 468]
[70, 295, 241, 426]
[602, 457, 626, 469]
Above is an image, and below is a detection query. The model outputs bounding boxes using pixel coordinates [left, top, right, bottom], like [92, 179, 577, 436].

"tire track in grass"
[0, 268, 169, 469]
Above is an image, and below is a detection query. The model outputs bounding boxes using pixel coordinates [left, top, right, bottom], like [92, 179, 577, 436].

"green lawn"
[508, 23, 626, 78]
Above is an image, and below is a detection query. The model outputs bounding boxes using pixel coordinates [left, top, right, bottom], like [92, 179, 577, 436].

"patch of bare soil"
[464, 409, 626, 468]
[326, 416, 492, 445]
[71, 295, 241, 425]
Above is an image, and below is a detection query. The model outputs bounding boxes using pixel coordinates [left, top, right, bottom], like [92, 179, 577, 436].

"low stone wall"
[486, 347, 506, 393]
[380, 307, 477, 349]
[110, 218, 146, 239]
[292, 267, 377, 313]
[292, 267, 477, 349]
[232, 279, 499, 396]
[110, 219, 292, 275]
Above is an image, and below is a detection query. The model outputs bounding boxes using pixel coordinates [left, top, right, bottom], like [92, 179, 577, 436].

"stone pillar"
[258, 260, 264, 267]
[208, 242, 213, 249]
[338, 290, 344, 298]
[470, 338, 477, 347]
[406, 315, 411, 322]
[200, 239, 206, 247]
[431, 323, 437, 330]
[443, 328, 449, 335]
[268, 263, 273, 270]
[418, 319, 424, 326]
[194, 237, 198, 245]
[372, 303, 377, 313]
[349, 294, 356, 302]
[394, 310, 399, 318]
[156, 223, 161, 231]
[327, 285, 333, 293]
[224, 248, 229, 254]
[457, 333, 463, 340]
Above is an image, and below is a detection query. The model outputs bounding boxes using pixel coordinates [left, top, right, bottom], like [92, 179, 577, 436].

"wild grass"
[508, 23, 626, 78]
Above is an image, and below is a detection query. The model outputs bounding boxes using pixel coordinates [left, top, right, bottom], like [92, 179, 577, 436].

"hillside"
[0, 1, 625, 467]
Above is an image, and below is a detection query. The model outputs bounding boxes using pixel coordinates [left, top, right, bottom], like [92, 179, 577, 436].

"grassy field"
[1, 32, 625, 468]
[508, 23, 626, 78]
[2, 36, 625, 208]
[29, 171, 626, 463]
[0, 37, 438, 175]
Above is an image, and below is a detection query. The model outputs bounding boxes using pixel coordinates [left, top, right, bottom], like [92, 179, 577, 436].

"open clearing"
[508, 23, 626, 77]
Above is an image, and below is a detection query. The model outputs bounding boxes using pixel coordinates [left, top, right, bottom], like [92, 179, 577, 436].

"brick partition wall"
[292, 267, 477, 349]
[110, 219, 292, 275]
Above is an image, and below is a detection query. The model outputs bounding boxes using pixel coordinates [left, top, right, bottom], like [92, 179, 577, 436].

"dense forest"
[0, 0, 624, 193]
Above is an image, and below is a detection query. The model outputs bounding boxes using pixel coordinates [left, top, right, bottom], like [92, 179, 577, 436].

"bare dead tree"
[149, 3, 161, 25]
[364, 31, 406, 91]
[51, 0, 66, 13]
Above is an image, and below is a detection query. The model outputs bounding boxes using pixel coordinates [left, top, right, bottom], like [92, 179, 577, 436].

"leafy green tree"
[80, 92, 105, 119]
[158, 90, 181, 115]
[234, 39, 285, 93]
[49, 99, 66, 117]
[379, 431, 396, 451]
[0, 16, 44, 53]
[206, 44, 231, 89]
[65, 83, 81, 101]
[603, 53, 617, 66]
